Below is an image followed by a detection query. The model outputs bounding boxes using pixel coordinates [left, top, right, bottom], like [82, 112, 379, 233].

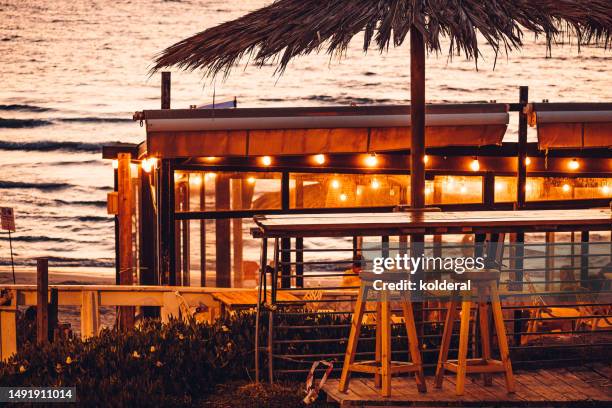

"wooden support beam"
[215, 174, 231, 287]
[580, 231, 590, 285]
[80, 291, 100, 339]
[158, 159, 176, 285]
[36, 258, 49, 345]
[117, 153, 135, 330]
[161, 72, 171, 110]
[410, 24, 426, 210]
[49, 288, 58, 341]
[545, 232, 555, 291]
[139, 168, 157, 286]
[517, 86, 529, 208]
[200, 176, 206, 286]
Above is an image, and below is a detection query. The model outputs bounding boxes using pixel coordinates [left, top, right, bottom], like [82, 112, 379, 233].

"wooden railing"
[0, 284, 258, 361]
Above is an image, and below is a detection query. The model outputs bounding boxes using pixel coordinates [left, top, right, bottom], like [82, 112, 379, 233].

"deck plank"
[322, 368, 612, 407]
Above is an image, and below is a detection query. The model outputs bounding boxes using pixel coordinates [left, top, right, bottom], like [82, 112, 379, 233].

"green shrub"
[0, 313, 256, 406]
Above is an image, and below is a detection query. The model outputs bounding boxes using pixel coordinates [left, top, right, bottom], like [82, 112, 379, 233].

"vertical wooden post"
[216, 174, 231, 287]
[281, 172, 291, 288]
[161, 72, 171, 109]
[517, 86, 529, 209]
[232, 178, 244, 287]
[580, 231, 590, 286]
[484, 172, 495, 209]
[180, 182, 190, 286]
[49, 288, 58, 341]
[295, 176, 304, 288]
[114, 168, 120, 285]
[200, 174, 206, 286]
[118, 153, 134, 330]
[158, 159, 176, 285]
[36, 257, 49, 345]
[410, 23, 426, 210]
[140, 168, 157, 286]
[80, 291, 100, 339]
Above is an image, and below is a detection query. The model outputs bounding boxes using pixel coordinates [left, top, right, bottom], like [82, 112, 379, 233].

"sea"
[1, 0, 611, 282]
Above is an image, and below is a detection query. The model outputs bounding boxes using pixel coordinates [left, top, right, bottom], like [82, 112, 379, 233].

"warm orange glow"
[339, 193, 347, 202]
[562, 183, 571, 192]
[331, 179, 340, 189]
[371, 179, 380, 189]
[261, 156, 272, 166]
[568, 158, 580, 170]
[204, 172, 216, 181]
[356, 186, 363, 196]
[602, 185, 610, 195]
[112, 159, 118, 169]
[470, 158, 480, 172]
[204, 156, 218, 162]
[423, 155, 429, 165]
[424, 186, 433, 195]
[141, 158, 152, 173]
[313, 154, 326, 165]
[190, 174, 202, 186]
[526, 182, 533, 193]
[525, 157, 532, 166]
[365, 153, 378, 167]
[495, 181, 505, 191]
[460, 185, 467, 194]
[130, 163, 138, 174]
[247, 176, 256, 184]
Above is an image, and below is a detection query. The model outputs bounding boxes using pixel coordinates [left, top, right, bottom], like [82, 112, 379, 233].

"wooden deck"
[323, 365, 612, 407]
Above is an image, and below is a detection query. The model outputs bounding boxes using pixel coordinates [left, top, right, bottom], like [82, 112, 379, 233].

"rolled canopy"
[533, 103, 612, 149]
[140, 103, 509, 158]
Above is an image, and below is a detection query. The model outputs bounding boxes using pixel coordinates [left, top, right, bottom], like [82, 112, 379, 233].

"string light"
[525, 157, 532, 166]
[371, 179, 380, 189]
[365, 153, 378, 167]
[568, 158, 580, 170]
[331, 179, 340, 189]
[141, 158, 152, 173]
[261, 156, 272, 166]
[313, 154, 326, 165]
[190, 174, 202, 186]
[470, 157, 480, 172]
[389, 190, 395, 196]
[247, 176, 256, 184]
[602, 185, 610, 195]
[339, 193, 347, 202]
[112, 159, 118, 169]
[562, 183, 571, 192]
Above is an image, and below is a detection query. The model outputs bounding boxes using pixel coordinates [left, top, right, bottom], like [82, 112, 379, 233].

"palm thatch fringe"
[152, 0, 612, 77]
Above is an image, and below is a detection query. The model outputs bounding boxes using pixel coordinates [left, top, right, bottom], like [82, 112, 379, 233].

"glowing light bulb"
[562, 183, 571, 192]
[148, 157, 158, 168]
[204, 172, 216, 181]
[141, 158, 152, 173]
[339, 193, 347, 202]
[371, 179, 380, 189]
[470, 158, 480, 172]
[602, 185, 610, 195]
[423, 155, 429, 165]
[204, 156, 218, 162]
[331, 179, 340, 189]
[424, 186, 433, 195]
[247, 176, 256, 184]
[526, 182, 533, 193]
[495, 181, 505, 192]
[389, 190, 395, 196]
[365, 153, 378, 167]
[261, 156, 272, 166]
[190, 174, 202, 186]
[314, 154, 326, 165]
[356, 186, 363, 196]
[460, 185, 467, 194]
[112, 159, 118, 169]
[568, 158, 579, 170]
[525, 157, 532, 166]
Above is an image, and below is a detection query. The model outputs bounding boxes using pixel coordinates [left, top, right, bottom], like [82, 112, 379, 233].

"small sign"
[0, 207, 15, 232]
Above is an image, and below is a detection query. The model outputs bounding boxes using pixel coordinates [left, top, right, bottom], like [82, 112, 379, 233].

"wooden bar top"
[253, 208, 612, 238]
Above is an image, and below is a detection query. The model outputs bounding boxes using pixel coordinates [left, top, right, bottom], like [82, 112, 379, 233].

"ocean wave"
[0, 140, 102, 153]
[54, 199, 107, 208]
[76, 216, 112, 222]
[0, 118, 52, 128]
[58, 117, 132, 123]
[0, 181, 72, 191]
[0, 104, 52, 112]
[0, 235, 72, 243]
[0, 257, 114, 268]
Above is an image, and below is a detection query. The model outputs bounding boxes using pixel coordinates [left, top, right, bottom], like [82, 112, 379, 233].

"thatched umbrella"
[153, 0, 612, 210]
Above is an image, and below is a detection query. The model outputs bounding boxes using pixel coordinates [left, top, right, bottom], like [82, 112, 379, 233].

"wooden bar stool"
[434, 270, 515, 395]
[339, 272, 427, 397]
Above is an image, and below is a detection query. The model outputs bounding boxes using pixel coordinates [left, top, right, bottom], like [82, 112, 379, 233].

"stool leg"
[339, 283, 367, 392]
[380, 291, 392, 397]
[374, 302, 382, 388]
[435, 294, 459, 388]
[456, 294, 472, 396]
[490, 281, 515, 394]
[478, 286, 493, 386]
[400, 293, 427, 393]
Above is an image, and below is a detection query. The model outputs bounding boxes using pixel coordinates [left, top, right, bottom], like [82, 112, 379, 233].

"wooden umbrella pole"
[410, 22, 425, 209]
